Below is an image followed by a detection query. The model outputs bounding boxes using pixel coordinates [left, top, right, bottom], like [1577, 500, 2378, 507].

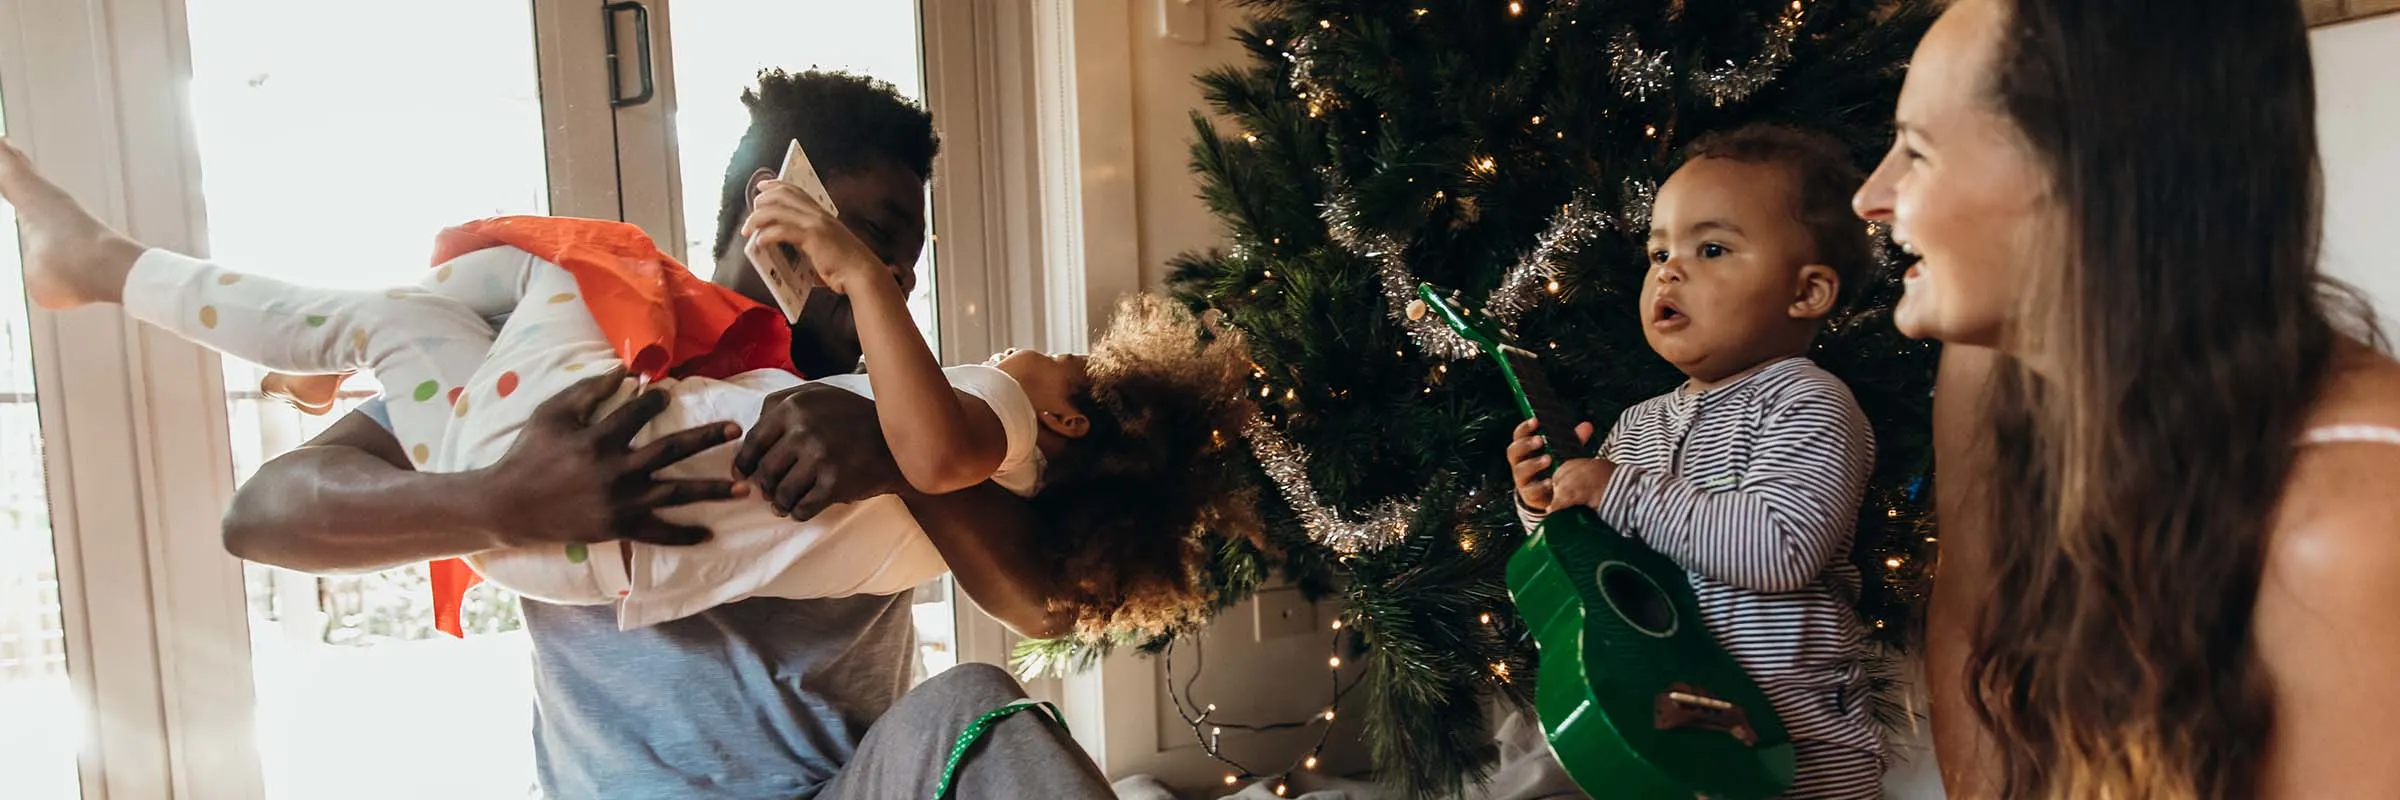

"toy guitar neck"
[1412, 285, 1588, 466]
[1415, 283, 1794, 799]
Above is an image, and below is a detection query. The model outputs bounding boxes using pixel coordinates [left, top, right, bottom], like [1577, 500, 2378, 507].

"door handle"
[603, 0, 655, 108]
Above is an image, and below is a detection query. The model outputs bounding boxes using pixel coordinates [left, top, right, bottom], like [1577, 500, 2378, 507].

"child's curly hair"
[1030, 294, 1262, 640]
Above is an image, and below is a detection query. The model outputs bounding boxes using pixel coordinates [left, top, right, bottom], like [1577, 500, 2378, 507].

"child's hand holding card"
[745, 139, 840, 322]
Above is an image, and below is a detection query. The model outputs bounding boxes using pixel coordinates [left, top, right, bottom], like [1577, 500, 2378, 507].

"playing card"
[748, 139, 838, 323]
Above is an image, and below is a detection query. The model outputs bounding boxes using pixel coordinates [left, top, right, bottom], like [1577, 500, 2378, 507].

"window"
[181, 1, 551, 794]
[178, 1, 955, 795]
[0, 91, 84, 800]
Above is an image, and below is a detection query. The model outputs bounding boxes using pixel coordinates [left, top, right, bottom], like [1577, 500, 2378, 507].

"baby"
[4, 139, 1255, 639]
[1508, 125, 1884, 799]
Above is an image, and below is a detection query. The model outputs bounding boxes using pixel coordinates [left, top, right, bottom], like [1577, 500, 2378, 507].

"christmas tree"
[1023, 1, 1940, 796]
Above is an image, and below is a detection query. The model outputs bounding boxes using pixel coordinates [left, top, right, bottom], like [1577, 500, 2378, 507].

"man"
[0, 70, 1111, 799]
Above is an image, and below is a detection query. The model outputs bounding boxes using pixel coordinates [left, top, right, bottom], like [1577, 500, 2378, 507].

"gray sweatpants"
[819, 663, 1114, 799]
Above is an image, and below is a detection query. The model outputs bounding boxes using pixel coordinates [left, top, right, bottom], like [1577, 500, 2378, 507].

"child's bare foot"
[0, 137, 146, 309]
[261, 371, 350, 416]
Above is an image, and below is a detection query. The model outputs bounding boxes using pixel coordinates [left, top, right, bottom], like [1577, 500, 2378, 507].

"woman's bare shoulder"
[2267, 345, 2400, 588]
[2252, 347, 2400, 796]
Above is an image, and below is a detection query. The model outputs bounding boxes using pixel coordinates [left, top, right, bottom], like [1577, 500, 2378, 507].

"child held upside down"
[6, 139, 1258, 638]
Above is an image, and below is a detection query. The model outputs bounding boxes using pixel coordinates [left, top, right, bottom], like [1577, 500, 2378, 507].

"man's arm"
[737, 382, 1070, 637]
[901, 485, 1071, 638]
[223, 372, 743, 574]
[222, 409, 503, 573]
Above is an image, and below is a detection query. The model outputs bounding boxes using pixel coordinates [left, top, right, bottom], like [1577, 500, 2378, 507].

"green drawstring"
[932, 698, 1071, 800]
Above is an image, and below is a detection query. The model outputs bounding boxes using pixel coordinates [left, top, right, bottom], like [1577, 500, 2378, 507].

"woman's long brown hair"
[1965, 1, 2375, 796]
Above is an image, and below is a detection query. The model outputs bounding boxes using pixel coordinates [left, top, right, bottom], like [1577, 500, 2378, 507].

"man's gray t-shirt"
[523, 594, 916, 799]
[358, 399, 918, 799]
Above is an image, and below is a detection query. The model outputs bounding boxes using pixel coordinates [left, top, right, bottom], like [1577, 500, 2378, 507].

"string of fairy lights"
[1166, 618, 1357, 796]
[1163, 597, 1540, 795]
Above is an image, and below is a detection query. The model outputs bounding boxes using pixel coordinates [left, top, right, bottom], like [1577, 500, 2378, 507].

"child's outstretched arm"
[1551, 390, 1875, 594]
[742, 180, 1006, 494]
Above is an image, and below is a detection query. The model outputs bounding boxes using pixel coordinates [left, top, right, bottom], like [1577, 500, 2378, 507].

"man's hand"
[1508, 417, 1595, 512]
[476, 370, 747, 548]
[1545, 457, 1617, 512]
[734, 381, 909, 519]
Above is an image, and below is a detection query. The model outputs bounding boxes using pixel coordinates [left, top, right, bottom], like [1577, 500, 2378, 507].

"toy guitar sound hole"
[1595, 560, 1677, 637]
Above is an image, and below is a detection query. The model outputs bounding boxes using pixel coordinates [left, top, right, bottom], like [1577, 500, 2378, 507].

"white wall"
[1127, 0, 1247, 288]
[2316, 13, 2400, 323]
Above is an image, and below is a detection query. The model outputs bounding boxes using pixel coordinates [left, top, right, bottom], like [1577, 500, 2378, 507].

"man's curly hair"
[710, 69, 940, 261]
[1030, 295, 1262, 640]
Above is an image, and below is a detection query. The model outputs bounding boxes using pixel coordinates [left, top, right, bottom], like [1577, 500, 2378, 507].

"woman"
[1850, 0, 2400, 797]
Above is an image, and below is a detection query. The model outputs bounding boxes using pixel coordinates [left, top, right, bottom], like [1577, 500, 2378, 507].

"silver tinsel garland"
[1322, 172, 1618, 362]
[1320, 169, 1482, 359]
[1286, 32, 1323, 97]
[1607, 30, 1671, 102]
[1483, 193, 1613, 324]
[1695, 2, 1805, 107]
[1244, 415, 1417, 554]
[1620, 177, 1659, 246]
[1286, 32, 1340, 118]
[1605, 1, 1807, 109]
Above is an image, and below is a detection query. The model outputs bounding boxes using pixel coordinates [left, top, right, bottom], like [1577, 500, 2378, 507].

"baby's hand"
[1545, 457, 1616, 512]
[1508, 417, 1594, 512]
[741, 180, 891, 297]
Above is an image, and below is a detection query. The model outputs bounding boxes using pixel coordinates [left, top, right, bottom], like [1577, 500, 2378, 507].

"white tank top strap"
[2299, 424, 2400, 447]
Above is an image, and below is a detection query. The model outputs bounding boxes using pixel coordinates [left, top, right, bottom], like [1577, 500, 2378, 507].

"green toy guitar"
[1416, 284, 1794, 799]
